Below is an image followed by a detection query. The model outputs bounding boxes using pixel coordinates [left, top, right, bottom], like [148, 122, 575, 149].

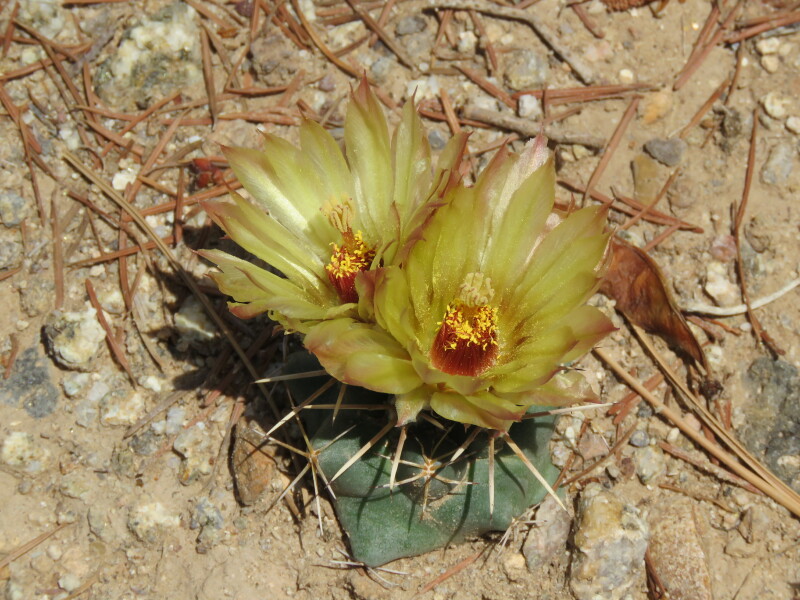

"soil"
[1, 1, 800, 599]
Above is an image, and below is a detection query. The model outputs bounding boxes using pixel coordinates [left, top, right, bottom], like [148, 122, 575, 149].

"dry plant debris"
[0, 0, 799, 598]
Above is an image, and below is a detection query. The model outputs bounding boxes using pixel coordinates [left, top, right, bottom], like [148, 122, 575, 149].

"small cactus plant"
[202, 80, 611, 565]
[284, 352, 559, 567]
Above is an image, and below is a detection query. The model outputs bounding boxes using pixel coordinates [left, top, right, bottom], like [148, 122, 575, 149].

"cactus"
[284, 352, 559, 567]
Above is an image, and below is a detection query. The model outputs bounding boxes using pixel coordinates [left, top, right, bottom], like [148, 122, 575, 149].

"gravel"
[570, 483, 649, 600]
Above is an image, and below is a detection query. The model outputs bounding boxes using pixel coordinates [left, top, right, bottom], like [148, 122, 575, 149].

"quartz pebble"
[518, 95, 543, 120]
[760, 141, 795, 186]
[1, 432, 51, 475]
[102, 391, 146, 426]
[44, 308, 106, 370]
[761, 55, 780, 73]
[570, 484, 649, 600]
[174, 422, 215, 484]
[704, 261, 738, 307]
[761, 91, 789, 119]
[128, 501, 181, 544]
[523, 494, 572, 572]
[756, 37, 781, 55]
[634, 444, 665, 484]
[786, 116, 800, 135]
[504, 50, 549, 91]
[0, 191, 30, 226]
[191, 497, 226, 553]
[174, 296, 217, 347]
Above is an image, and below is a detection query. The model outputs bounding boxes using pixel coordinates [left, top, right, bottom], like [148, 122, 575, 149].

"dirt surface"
[1, 0, 800, 599]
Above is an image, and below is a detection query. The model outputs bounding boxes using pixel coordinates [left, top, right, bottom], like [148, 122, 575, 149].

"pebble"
[101, 391, 146, 426]
[518, 95, 543, 120]
[704, 261, 739, 307]
[741, 358, 800, 492]
[760, 55, 780, 73]
[369, 56, 394, 83]
[786, 116, 800, 135]
[395, 15, 426, 36]
[60, 471, 93, 501]
[128, 501, 181, 544]
[0, 191, 30, 226]
[152, 405, 186, 436]
[760, 141, 795, 185]
[570, 483, 648, 600]
[18, 0, 65, 39]
[648, 499, 713, 600]
[427, 129, 447, 151]
[578, 432, 608, 461]
[644, 137, 687, 167]
[761, 91, 789, 120]
[504, 50, 549, 91]
[457, 31, 477, 54]
[191, 497, 225, 553]
[640, 90, 673, 124]
[756, 37, 781, 55]
[1, 431, 51, 474]
[174, 422, 215, 484]
[19, 277, 55, 316]
[583, 40, 613, 63]
[629, 429, 649, 448]
[59, 573, 82, 593]
[95, 3, 202, 111]
[523, 494, 572, 572]
[619, 68, 635, 84]
[232, 422, 276, 505]
[174, 296, 217, 348]
[0, 226, 23, 270]
[631, 154, 662, 205]
[709, 234, 738, 262]
[633, 445, 665, 484]
[44, 308, 106, 370]
[0, 347, 59, 418]
[503, 553, 527, 582]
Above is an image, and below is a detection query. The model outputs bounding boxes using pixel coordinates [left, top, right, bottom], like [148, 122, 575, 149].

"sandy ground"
[1, 0, 800, 598]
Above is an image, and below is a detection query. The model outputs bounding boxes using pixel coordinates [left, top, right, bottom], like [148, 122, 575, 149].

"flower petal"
[305, 319, 421, 394]
[346, 79, 393, 240]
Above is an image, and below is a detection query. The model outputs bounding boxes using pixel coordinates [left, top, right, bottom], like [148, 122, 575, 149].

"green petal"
[394, 387, 431, 425]
[430, 391, 521, 431]
[345, 79, 393, 240]
[391, 100, 432, 243]
[483, 158, 555, 287]
[200, 249, 329, 322]
[203, 194, 329, 297]
[304, 319, 421, 394]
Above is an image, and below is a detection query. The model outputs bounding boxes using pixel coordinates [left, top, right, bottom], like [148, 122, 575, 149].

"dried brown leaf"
[600, 237, 707, 370]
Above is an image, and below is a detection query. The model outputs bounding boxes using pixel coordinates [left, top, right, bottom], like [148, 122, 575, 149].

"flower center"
[322, 199, 375, 303]
[325, 230, 375, 303]
[431, 273, 499, 376]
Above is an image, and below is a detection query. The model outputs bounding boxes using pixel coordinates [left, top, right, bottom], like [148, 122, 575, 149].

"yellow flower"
[200, 80, 467, 332]
[306, 138, 614, 430]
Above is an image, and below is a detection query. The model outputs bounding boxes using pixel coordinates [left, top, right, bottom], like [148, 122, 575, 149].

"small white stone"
[704, 261, 739, 307]
[619, 68, 635, 83]
[1, 432, 50, 474]
[139, 375, 162, 393]
[111, 169, 137, 192]
[786, 116, 800, 135]
[128, 501, 181, 543]
[47, 543, 63, 561]
[517, 95, 543, 120]
[102, 391, 146, 426]
[457, 31, 477, 54]
[59, 573, 81, 593]
[755, 37, 781, 55]
[761, 91, 788, 119]
[761, 55, 780, 73]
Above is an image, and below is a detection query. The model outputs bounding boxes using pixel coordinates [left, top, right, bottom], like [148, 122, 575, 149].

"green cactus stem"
[283, 352, 560, 567]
